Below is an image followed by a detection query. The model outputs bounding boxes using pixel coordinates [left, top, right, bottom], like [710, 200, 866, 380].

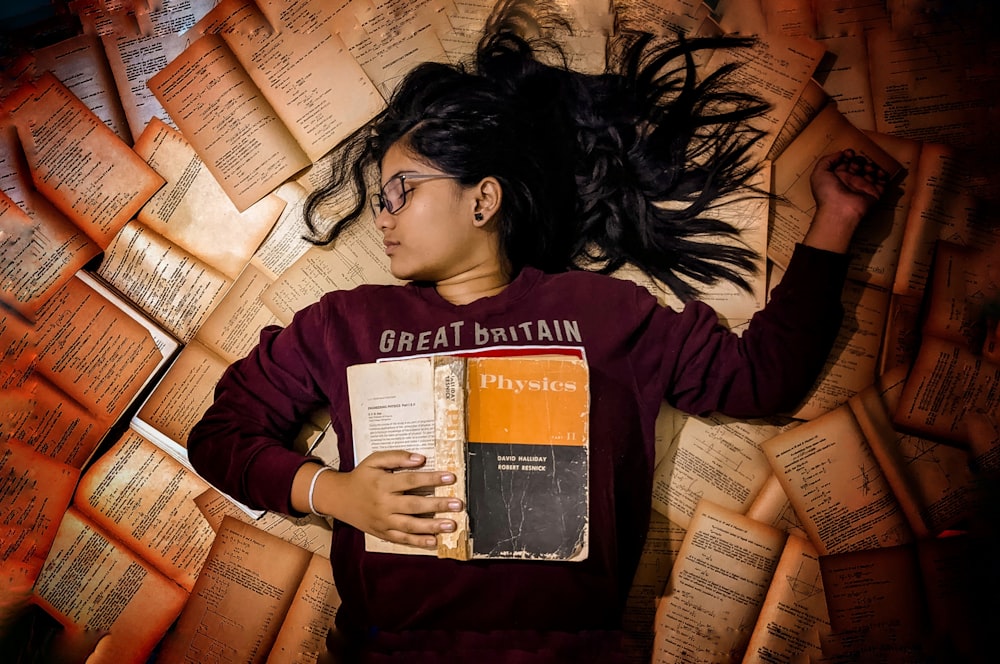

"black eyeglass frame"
[370, 173, 461, 216]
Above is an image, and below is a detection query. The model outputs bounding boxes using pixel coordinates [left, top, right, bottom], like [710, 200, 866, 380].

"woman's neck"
[434, 265, 512, 305]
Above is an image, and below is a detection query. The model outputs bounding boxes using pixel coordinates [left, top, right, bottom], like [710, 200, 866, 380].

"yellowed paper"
[147, 32, 310, 211]
[740, 534, 829, 664]
[135, 339, 230, 448]
[262, 214, 399, 325]
[744, 471, 809, 540]
[32, 507, 189, 664]
[195, 262, 281, 363]
[786, 280, 888, 420]
[653, 499, 786, 663]
[702, 30, 825, 160]
[814, 34, 874, 131]
[200, 0, 384, 161]
[193, 489, 334, 559]
[156, 517, 317, 663]
[761, 405, 914, 555]
[893, 335, 1000, 447]
[98, 220, 232, 342]
[134, 118, 285, 279]
[616, 0, 712, 36]
[0, 439, 79, 596]
[651, 412, 786, 528]
[4, 72, 164, 245]
[622, 510, 686, 664]
[251, 181, 319, 280]
[29, 32, 131, 141]
[0, 371, 108, 468]
[769, 102, 901, 271]
[95, 0, 219, 141]
[265, 554, 341, 664]
[74, 428, 218, 591]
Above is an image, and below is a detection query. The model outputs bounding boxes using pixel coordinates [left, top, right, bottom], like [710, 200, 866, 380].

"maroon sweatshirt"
[188, 244, 847, 659]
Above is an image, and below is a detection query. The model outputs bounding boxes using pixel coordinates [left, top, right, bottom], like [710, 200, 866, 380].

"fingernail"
[440, 473, 455, 483]
[440, 521, 455, 532]
[425, 537, 436, 547]
[410, 454, 423, 462]
[448, 500, 462, 511]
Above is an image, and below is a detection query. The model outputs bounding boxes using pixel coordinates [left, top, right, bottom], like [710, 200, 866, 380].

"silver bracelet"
[308, 466, 334, 516]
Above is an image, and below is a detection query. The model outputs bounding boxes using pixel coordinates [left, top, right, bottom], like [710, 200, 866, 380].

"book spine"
[433, 356, 470, 560]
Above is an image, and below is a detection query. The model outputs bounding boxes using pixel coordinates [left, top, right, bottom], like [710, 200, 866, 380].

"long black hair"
[304, 0, 770, 301]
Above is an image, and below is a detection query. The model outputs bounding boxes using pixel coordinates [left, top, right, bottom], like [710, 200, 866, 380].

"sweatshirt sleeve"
[187, 301, 331, 515]
[645, 243, 849, 418]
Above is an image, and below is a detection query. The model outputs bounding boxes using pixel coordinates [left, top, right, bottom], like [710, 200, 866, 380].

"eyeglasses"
[370, 173, 460, 216]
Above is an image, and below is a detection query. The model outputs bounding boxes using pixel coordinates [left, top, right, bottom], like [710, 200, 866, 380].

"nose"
[374, 207, 392, 231]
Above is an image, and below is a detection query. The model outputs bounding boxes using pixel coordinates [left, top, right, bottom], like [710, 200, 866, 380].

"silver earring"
[474, 212, 484, 221]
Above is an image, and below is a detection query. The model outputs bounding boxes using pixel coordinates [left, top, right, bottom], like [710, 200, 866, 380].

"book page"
[761, 404, 914, 555]
[82, 0, 219, 141]
[337, 0, 451, 99]
[193, 489, 333, 559]
[765, 77, 828, 162]
[3, 72, 164, 246]
[813, 0, 889, 38]
[845, 130, 919, 289]
[156, 516, 316, 663]
[785, 279, 888, 420]
[892, 335, 1000, 447]
[701, 31, 825, 160]
[147, 32, 310, 211]
[32, 507, 189, 664]
[16, 273, 165, 423]
[249, 181, 317, 280]
[0, 122, 103, 318]
[874, 367, 978, 534]
[204, 0, 384, 163]
[347, 356, 438, 556]
[263, 213, 399, 325]
[74, 428, 218, 591]
[621, 510, 685, 663]
[879, 292, 922, 376]
[818, 544, 928, 659]
[135, 339, 230, 448]
[867, 23, 998, 149]
[740, 534, 829, 664]
[194, 262, 280, 364]
[814, 34, 874, 131]
[0, 371, 108, 468]
[615, 0, 708, 36]
[27, 32, 131, 141]
[651, 413, 786, 529]
[892, 142, 1000, 298]
[745, 471, 809, 540]
[760, 0, 815, 37]
[97, 220, 232, 342]
[134, 117, 285, 279]
[0, 189, 97, 320]
[847, 383, 930, 538]
[265, 553, 341, 664]
[0, 439, 80, 596]
[652, 499, 786, 663]
[921, 241, 1000, 351]
[768, 102, 902, 271]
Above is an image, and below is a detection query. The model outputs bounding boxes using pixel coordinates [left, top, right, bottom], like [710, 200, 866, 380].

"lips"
[383, 240, 399, 256]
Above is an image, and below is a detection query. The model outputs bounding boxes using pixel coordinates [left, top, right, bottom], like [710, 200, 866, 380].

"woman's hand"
[299, 453, 464, 548]
[803, 148, 890, 254]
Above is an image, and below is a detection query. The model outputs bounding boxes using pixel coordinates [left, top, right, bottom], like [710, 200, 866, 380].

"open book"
[30, 427, 218, 663]
[147, 0, 385, 211]
[0, 72, 164, 320]
[1, 270, 178, 469]
[348, 353, 590, 561]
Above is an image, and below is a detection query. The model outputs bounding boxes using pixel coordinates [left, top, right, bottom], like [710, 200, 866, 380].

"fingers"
[363, 450, 429, 471]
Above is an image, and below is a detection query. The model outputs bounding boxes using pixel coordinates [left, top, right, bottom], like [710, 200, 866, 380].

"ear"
[472, 177, 502, 227]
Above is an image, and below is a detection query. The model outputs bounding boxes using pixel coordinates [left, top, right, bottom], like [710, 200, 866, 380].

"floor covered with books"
[2, 0, 999, 662]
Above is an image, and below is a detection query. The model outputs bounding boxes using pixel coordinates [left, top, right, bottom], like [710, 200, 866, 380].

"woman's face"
[374, 143, 498, 284]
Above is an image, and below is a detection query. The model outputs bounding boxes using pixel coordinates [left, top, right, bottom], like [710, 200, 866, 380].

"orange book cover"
[460, 355, 590, 561]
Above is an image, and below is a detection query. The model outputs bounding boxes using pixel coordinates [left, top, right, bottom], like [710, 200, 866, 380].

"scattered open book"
[348, 353, 590, 562]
